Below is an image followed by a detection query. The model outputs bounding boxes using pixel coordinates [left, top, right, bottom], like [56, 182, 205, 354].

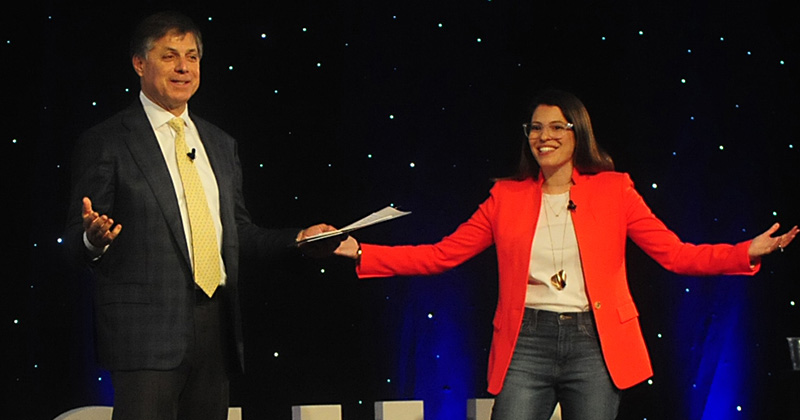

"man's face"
[133, 31, 200, 116]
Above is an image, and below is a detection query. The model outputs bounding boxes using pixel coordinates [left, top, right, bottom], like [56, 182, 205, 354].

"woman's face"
[528, 105, 576, 174]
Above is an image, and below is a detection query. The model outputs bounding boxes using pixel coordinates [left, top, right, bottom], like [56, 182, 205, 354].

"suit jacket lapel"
[120, 103, 192, 266]
[192, 115, 235, 255]
[192, 117, 227, 193]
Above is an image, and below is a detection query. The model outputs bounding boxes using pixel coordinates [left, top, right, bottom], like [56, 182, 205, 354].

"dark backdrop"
[3, 1, 800, 419]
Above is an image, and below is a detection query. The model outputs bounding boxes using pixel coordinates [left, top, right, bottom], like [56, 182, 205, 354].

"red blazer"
[356, 170, 758, 394]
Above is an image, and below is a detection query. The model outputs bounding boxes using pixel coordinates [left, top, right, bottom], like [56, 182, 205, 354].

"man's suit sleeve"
[228, 138, 300, 261]
[64, 126, 118, 266]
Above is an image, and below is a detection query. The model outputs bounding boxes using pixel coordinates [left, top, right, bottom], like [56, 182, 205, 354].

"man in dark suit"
[64, 11, 339, 420]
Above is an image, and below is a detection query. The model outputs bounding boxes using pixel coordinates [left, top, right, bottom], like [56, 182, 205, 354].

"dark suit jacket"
[65, 101, 299, 372]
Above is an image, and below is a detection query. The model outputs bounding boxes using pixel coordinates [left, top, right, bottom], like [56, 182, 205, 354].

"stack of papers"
[296, 206, 411, 244]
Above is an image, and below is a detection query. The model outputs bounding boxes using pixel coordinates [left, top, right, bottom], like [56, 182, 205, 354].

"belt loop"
[523, 307, 538, 330]
[578, 311, 593, 326]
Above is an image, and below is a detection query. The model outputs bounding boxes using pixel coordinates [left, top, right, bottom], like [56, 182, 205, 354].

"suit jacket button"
[594, 301, 602, 309]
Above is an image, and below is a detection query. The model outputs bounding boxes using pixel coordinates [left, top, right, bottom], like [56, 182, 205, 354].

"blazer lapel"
[120, 103, 192, 266]
[569, 170, 591, 246]
[569, 171, 605, 293]
[192, 116, 235, 253]
[192, 118, 227, 194]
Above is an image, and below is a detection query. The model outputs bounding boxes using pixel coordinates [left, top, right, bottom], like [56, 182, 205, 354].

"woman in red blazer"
[335, 90, 797, 419]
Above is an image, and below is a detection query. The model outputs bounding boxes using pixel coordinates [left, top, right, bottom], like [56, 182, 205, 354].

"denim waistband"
[524, 307, 594, 325]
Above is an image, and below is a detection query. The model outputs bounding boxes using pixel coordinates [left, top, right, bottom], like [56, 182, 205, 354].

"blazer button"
[594, 301, 602, 310]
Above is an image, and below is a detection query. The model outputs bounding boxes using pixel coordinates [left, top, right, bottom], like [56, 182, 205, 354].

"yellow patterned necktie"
[169, 117, 221, 297]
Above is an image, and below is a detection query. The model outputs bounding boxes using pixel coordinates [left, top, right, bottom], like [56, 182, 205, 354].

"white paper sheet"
[296, 206, 411, 244]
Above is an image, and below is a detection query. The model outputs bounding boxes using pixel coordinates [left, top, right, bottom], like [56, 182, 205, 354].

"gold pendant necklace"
[543, 193, 569, 291]
[551, 269, 567, 291]
[543, 193, 568, 217]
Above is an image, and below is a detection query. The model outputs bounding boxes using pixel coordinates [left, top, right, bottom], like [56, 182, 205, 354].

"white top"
[525, 191, 589, 312]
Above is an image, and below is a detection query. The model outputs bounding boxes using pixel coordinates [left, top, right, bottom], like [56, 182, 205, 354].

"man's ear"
[132, 55, 145, 77]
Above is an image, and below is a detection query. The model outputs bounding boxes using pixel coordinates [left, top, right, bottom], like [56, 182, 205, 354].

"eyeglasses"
[522, 122, 574, 139]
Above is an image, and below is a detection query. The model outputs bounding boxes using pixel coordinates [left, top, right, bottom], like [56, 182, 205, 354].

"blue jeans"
[491, 308, 620, 420]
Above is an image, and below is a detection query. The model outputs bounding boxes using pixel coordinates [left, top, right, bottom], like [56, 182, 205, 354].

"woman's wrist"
[335, 236, 362, 260]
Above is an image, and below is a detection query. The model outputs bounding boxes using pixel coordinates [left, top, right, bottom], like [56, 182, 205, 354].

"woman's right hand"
[335, 236, 361, 260]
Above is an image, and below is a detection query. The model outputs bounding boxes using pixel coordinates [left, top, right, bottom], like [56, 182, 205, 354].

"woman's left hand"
[748, 223, 800, 264]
